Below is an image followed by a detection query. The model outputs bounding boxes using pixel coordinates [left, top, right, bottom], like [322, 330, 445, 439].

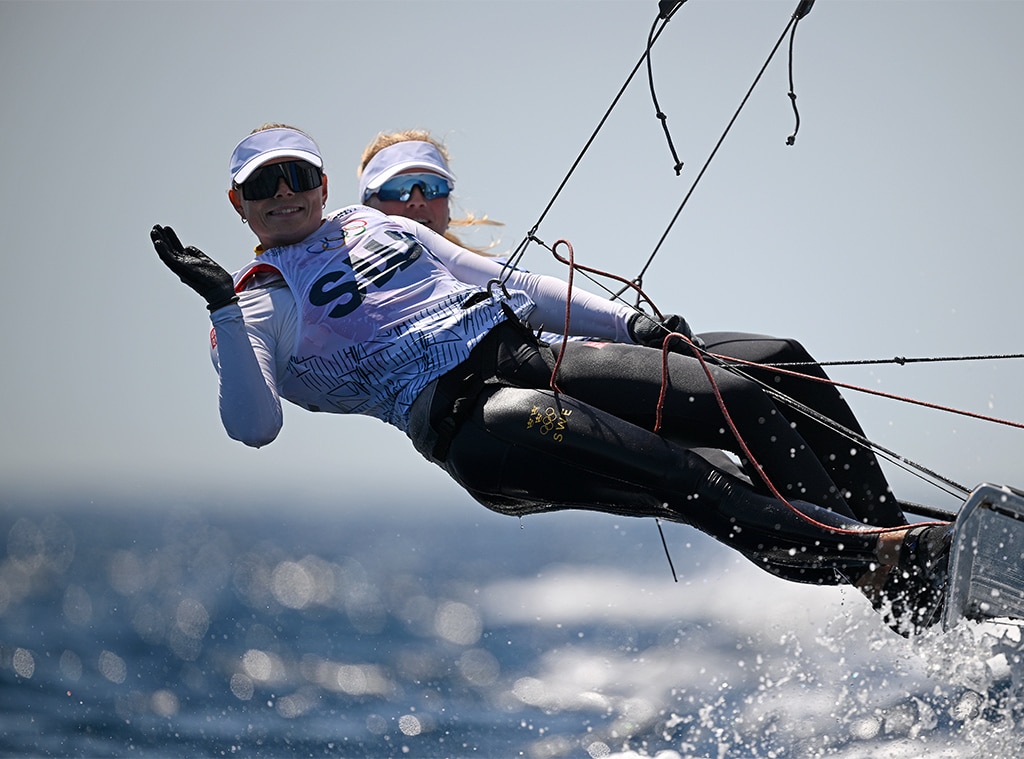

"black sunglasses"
[239, 160, 323, 201]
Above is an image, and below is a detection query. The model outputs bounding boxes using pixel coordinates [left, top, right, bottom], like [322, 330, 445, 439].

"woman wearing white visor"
[358, 131, 501, 256]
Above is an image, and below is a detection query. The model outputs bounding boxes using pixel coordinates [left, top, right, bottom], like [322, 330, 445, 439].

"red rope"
[547, 240, 574, 395]
[548, 239, 662, 316]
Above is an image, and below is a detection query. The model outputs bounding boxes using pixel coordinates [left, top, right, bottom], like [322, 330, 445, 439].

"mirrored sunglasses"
[373, 173, 452, 202]
[240, 160, 323, 201]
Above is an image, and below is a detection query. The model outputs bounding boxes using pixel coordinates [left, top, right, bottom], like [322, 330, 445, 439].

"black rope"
[647, 14, 684, 174]
[634, 7, 803, 287]
[655, 519, 679, 582]
[787, 1, 816, 145]
[785, 17, 802, 144]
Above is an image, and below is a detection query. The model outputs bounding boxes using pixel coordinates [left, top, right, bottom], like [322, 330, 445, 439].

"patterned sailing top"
[208, 206, 635, 445]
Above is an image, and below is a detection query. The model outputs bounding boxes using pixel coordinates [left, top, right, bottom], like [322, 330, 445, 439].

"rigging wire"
[749, 351, 1024, 370]
[655, 518, 679, 582]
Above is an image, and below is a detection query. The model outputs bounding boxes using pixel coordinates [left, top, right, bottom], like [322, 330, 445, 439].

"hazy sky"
[3, 0, 1023, 515]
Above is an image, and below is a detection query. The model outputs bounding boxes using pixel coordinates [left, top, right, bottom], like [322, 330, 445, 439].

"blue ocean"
[2, 495, 1022, 757]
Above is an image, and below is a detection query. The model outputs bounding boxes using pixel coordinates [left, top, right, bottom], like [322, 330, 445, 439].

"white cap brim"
[359, 141, 455, 201]
[229, 128, 323, 186]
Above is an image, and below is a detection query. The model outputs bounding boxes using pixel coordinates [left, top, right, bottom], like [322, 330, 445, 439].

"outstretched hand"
[628, 312, 705, 352]
[151, 225, 238, 312]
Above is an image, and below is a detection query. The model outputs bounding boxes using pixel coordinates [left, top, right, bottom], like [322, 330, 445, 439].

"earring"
[241, 216, 248, 224]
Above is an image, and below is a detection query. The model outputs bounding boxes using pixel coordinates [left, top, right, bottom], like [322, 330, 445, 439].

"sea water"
[2, 495, 1022, 757]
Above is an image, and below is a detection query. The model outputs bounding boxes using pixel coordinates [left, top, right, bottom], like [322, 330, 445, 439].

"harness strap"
[432, 371, 488, 462]
[431, 309, 545, 462]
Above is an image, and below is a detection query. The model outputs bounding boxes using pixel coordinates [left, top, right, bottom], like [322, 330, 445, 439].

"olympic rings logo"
[526, 405, 572, 443]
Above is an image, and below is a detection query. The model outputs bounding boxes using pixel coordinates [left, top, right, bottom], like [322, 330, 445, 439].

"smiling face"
[229, 158, 329, 248]
[365, 169, 451, 235]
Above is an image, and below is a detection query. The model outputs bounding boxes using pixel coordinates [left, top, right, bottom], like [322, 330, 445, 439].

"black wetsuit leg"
[442, 385, 882, 585]
[409, 323, 891, 584]
[541, 339, 860, 519]
[699, 332, 906, 527]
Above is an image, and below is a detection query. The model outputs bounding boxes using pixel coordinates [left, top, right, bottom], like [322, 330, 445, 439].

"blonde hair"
[251, 122, 306, 134]
[357, 129, 502, 254]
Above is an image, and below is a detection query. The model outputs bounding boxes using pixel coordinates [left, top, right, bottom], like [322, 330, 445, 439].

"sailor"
[152, 124, 952, 635]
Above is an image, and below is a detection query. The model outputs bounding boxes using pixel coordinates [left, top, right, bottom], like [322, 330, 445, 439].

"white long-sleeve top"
[209, 206, 635, 446]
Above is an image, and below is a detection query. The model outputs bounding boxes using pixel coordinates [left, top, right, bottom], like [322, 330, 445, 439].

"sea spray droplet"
[271, 561, 315, 609]
[950, 690, 984, 721]
[434, 601, 482, 645]
[398, 714, 421, 736]
[175, 598, 210, 639]
[230, 673, 254, 701]
[12, 648, 35, 679]
[98, 650, 126, 684]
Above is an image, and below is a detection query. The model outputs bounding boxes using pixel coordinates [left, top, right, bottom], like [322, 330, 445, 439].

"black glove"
[628, 312, 704, 351]
[151, 225, 238, 312]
